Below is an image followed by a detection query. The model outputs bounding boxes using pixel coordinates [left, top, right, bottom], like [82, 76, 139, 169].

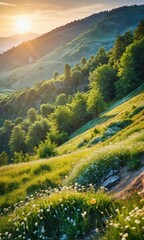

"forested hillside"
[0, 5, 144, 90]
[0, 19, 144, 164]
[0, 6, 144, 240]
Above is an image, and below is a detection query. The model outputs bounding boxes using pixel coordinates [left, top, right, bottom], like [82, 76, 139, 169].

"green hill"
[0, 8, 144, 239]
[0, 5, 144, 90]
[0, 87, 143, 239]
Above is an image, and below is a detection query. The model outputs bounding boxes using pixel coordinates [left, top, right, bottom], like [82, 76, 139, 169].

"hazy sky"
[0, 0, 144, 36]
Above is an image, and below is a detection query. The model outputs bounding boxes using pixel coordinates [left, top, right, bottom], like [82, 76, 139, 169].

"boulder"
[102, 175, 120, 189]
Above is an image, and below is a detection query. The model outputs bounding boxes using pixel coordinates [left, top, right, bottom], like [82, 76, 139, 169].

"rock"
[89, 137, 103, 145]
[114, 169, 119, 175]
[102, 175, 120, 189]
[105, 169, 114, 180]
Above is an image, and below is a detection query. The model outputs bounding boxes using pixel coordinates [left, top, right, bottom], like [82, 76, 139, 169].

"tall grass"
[65, 132, 144, 187]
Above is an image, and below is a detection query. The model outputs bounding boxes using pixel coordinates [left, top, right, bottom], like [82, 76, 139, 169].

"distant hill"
[0, 11, 107, 71]
[0, 33, 40, 54]
[0, 5, 144, 90]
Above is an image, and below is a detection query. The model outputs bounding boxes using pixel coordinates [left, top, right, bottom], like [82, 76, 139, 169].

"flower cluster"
[0, 188, 113, 240]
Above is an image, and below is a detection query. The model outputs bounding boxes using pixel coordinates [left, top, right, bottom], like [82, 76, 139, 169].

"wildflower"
[90, 198, 96, 204]
[125, 225, 129, 229]
[81, 211, 87, 218]
[123, 233, 128, 238]
[113, 223, 119, 228]
[35, 222, 38, 226]
[135, 219, 140, 224]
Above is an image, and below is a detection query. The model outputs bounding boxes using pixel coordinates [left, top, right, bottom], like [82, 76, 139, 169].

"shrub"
[0, 151, 8, 166]
[0, 190, 115, 240]
[35, 139, 57, 158]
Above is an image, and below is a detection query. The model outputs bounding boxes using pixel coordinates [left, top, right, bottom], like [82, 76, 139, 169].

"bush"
[0, 190, 115, 240]
[35, 139, 57, 158]
[0, 151, 8, 166]
[12, 152, 31, 163]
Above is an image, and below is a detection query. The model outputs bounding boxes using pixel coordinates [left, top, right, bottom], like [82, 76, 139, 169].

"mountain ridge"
[0, 5, 144, 91]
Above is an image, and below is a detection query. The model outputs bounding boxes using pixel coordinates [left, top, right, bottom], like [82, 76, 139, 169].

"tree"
[109, 31, 133, 69]
[48, 125, 68, 145]
[55, 93, 67, 106]
[116, 38, 144, 96]
[95, 48, 109, 66]
[50, 105, 72, 134]
[134, 19, 144, 41]
[64, 64, 71, 80]
[9, 125, 27, 153]
[12, 152, 30, 163]
[35, 139, 57, 158]
[80, 57, 87, 66]
[26, 119, 51, 151]
[0, 151, 8, 166]
[4, 120, 15, 131]
[27, 108, 37, 123]
[87, 88, 106, 118]
[89, 64, 117, 102]
[71, 70, 83, 92]
[70, 92, 88, 129]
[40, 103, 55, 117]
[53, 71, 59, 80]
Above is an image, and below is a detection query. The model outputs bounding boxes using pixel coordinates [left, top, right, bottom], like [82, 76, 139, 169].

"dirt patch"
[110, 165, 144, 199]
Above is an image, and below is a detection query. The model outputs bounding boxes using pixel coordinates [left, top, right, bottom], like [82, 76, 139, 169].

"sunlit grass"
[103, 194, 144, 240]
[0, 188, 116, 240]
[58, 91, 144, 154]
[65, 132, 144, 186]
[0, 150, 93, 210]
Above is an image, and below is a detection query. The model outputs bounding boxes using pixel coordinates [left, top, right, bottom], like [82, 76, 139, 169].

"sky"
[0, 0, 144, 36]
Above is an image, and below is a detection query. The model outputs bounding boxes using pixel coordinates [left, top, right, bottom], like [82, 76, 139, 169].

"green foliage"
[80, 56, 87, 66]
[95, 47, 109, 66]
[66, 132, 144, 187]
[128, 158, 141, 171]
[109, 31, 133, 69]
[48, 125, 68, 145]
[55, 93, 67, 106]
[116, 38, 144, 96]
[33, 164, 51, 175]
[53, 71, 59, 79]
[0, 189, 115, 240]
[64, 63, 71, 80]
[0, 151, 8, 166]
[12, 151, 31, 163]
[27, 107, 37, 123]
[35, 139, 57, 159]
[9, 125, 27, 153]
[134, 19, 144, 40]
[103, 196, 144, 240]
[89, 64, 117, 101]
[4, 120, 15, 130]
[26, 119, 51, 151]
[87, 88, 106, 118]
[40, 103, 55, 117]
[14, 117, 23, 125]
[50, 105, 73, 134]
[71, 70, 83, 91]
[70, 92, 88, 129]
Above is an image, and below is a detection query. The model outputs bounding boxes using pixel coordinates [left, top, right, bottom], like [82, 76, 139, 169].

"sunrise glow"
[16, 16, 31, 34]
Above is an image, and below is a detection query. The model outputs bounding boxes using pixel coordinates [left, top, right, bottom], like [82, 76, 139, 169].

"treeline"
[0, 19, 144, 165]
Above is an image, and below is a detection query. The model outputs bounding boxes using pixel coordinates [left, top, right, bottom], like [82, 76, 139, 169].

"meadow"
[0, 89, 144, 239]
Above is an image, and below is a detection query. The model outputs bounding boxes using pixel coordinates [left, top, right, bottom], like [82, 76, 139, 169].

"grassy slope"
[0, 87, 143, 211]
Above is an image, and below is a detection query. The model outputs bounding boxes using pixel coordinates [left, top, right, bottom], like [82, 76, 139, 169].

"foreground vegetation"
[0, 14, 144, 240]
[0, 88, 144, 239]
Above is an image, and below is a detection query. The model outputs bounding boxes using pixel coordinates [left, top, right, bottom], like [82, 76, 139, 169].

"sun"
[16, 16, 31, 34]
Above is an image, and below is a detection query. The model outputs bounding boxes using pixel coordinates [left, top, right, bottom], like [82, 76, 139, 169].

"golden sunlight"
[16, 16, 31, 34]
